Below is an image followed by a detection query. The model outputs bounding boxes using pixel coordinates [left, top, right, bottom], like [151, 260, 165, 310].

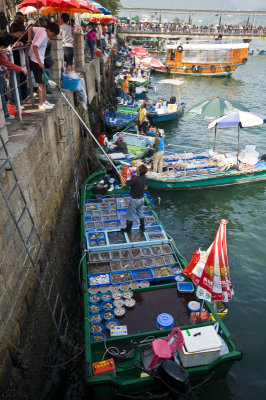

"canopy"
[141, 18, 151, 23]
[90, 0, 111, 14]
[187, 97, 249, 120]
[19, 5, 37, 14]
[19, 0, 101, 14]
[190, 219, 234, 303]
[208, 111, 266, 129]
[130, 47, 149, 58]
[139, 57, 165, 69]
[158, 78, 184, 86]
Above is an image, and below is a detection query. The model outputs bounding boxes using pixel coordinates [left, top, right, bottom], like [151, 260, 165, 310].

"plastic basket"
[62, 72, 80, 91]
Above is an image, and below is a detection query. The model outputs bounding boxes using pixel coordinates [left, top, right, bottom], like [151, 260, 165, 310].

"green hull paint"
[147, 168, 266, 190]
[81, 171, 242, 399]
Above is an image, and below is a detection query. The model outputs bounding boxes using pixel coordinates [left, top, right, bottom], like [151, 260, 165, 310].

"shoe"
[6, 114, 15, 119]
[121, 220, 133, 233]
[99, 180, 104, 184]
[107, 184, 114, 192]
[38, 103, 53, 111]
[46, 88, 53, 94]
[44, 100, 54, 107]
[140, 218, 145, 232]
[5, 121, 11, 126]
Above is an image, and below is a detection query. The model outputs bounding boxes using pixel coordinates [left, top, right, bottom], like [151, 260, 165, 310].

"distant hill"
[120, 0, 237, 11]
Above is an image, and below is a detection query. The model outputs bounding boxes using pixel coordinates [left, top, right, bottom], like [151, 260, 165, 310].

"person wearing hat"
[114, 135, 128, 154]
[153, 128, 165, 173]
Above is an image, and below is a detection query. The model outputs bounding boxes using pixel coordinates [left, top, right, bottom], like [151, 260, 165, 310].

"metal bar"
[47, 279, 54, 300]
[53, 294, 59, 316]
[17, 205, 27, 225]
[7, 182, 18, 201]
[58, 308, 64, 330]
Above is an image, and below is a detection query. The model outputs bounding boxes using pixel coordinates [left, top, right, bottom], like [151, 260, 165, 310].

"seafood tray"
[132, 268, 153, 282]
[111, 271, 133, 284]
[152, 266, 174, 281]
[88, 273, 111, 286]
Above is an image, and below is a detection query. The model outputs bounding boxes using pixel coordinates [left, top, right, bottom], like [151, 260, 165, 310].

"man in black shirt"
[118, 164, 148, 233]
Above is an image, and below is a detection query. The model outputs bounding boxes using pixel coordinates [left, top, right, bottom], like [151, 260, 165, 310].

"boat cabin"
[166, 42, 249, 76]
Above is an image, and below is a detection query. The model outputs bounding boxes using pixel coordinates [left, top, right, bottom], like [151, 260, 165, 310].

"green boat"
[96, 132, 155, 165]
[147, 151, 266, 190]
[118, 76, 150, 88]
[81, 171, 242, 399]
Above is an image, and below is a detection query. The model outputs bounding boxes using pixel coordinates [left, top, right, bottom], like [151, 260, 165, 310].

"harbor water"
[41, 41, 266, 399]
[149, 39, 266, 400]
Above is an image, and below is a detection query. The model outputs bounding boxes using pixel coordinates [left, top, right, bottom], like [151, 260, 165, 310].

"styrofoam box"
[179, 325, 222, 368]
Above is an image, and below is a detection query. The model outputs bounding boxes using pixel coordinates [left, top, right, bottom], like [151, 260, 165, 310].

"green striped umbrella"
[187, 97, 248, 120]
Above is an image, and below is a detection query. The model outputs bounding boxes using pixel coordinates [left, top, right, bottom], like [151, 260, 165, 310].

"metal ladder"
[66, 93, 80, 210]
[0, 133, 69, 340]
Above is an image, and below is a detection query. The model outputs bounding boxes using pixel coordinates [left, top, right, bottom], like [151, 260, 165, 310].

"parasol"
[130, 47, 149, 58]
[20, 0, 102, 15]
[139, 57, 165, 70]
[190, 219, 233, 319]
[90, 0, 111, 15]
[187, 97, 249, 120]
[19, 5, 38, 14]
[208, 111, 266, 167]
[158, 78, 184, 103]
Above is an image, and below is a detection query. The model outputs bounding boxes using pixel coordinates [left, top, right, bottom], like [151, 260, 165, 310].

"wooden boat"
[118, 75, 150, 88]
[104, 106, 139, 133]
[147, 100, 185, 123]
[96, 132, 155, 164]
[258, 50, 266, 55]
[81, 171, 242, 399]
[165, 42, 249, 76]
[146, 151, 266, 190]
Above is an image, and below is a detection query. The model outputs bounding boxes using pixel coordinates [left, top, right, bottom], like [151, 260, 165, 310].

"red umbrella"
[139, 56, 165, 70]
[130, 47, 149, 58]
[190, 219, 234, 303]
[19, 0, 100, 13]
[18, 0, 58, 8]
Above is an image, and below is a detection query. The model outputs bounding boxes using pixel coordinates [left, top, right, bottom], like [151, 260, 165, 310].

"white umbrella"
[158, 78, 184, 86]
[208, 111, 266, 168]
[20, 5, 37, 14]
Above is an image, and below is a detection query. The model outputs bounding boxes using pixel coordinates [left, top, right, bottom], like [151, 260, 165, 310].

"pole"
[237, 124, 240, 170]
[197, 300, 205, 323]
[56, 84, 126, 182]
[213, 125, 217, 151]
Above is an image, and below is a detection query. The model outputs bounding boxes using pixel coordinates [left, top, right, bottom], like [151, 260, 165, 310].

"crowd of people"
[118, 22, 266, 35]
[0, 11, 117, 124]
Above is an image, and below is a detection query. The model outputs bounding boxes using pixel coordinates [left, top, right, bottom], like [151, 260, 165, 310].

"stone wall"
[0, 57, 108, 396]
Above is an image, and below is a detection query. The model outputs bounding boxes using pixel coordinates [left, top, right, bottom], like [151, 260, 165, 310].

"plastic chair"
[148, 328, 184, 370]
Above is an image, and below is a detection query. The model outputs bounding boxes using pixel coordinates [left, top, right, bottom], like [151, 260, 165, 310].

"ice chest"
[179, 325, 222, 367]
[62, 72, 80, 91]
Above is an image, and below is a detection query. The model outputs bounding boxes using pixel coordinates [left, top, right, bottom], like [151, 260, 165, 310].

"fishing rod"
[47, 77, 126, 183]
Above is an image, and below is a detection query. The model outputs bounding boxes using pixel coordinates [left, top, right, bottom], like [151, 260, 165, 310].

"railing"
[117, 26, 266, 36]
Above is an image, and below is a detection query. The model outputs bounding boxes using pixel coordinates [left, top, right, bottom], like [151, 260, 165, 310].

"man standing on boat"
[153, 128, 165, 173]
[118, 164, 148, 233]
[122, 75, 129, 103]
[137, 102, 148, 135]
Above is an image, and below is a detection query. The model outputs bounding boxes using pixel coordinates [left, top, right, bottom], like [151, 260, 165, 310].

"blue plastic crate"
[62, 72, 80, 91]
[88, 273, 111, 286]
[145, 225, 162, 233]
[111, 271, 133, 285]
[104, 220, 120, 230]
[132, 268, 154, 282]
[177, 282, 194, 293]
[152, 266, 175, 281]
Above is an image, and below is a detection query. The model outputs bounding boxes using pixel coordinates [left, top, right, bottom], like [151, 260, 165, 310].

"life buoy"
[225, 66, 231, 72]
[177, 45, 183, 53]
[196, 66, 202, 73]
[210, 65, 216, 73]
[242, 57, 247, 64]
[191, 65, 196, 73]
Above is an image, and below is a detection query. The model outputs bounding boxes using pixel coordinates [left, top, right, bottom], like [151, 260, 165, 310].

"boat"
[96, 132, 155, 164]
[81, 171, 242, 399]
[104, 105, 139, 133]
[147, 78, 185, 123]
[258, 50, 266, 55]
[118, 75, 150, 88]
[165, 42, 249, 76]
[146, 150, 266, 190]
[147, 99, 185, 123]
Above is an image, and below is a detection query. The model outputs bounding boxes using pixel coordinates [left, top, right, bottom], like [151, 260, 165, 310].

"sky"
[232, 0, 266, 9]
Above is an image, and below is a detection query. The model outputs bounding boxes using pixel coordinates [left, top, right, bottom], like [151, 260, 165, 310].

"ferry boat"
[81, 171, 242, 399]
[165, 42, 249, 76]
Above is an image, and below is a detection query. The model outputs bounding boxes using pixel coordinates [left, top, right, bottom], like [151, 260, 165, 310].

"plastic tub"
[101, 293, 112, 302]
[102, 310, 115, 321]
[90, 322, 104, 335]
[174, 273, 187, 282]
[89, 294, 101, 304]
[177, 282, 194, 293]
[187, 301, 201, 313]
[132, 268, 153, 282]
[156, 313, 174, 330]
[88, 273, 111, 286]
[91, 332, 106, 342]
[152, 266, 174, 281]
[89, 313, 102, 324]
[89, 304, 102, 314]
[105, 318, 120, 330]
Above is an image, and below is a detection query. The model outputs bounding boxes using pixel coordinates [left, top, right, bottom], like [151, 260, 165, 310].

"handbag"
[41, 69, 49, 84]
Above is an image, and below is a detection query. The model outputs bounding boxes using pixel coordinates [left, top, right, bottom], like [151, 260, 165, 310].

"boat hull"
[147, 103, 185, 123]
[147, 168, 266, 190]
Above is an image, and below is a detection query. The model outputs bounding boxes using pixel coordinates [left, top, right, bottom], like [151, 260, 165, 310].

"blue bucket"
[156, 313, 174, 330]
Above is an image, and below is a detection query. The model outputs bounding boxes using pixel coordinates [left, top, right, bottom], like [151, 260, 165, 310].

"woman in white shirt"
[60, 13, 74, 72]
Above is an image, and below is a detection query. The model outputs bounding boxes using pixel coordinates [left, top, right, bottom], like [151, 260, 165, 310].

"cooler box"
[168, 104, 178, 112]
[179, 325, 222, 367]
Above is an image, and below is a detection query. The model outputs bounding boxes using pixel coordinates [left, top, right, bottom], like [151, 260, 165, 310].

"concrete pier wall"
[0, 56, 109, 395]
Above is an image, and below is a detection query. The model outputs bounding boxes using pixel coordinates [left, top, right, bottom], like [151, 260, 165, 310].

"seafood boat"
[104, 105, 139, 133]
[81, 171, 242, 399]
[146, 149, 266, 190]
[165, 42, 249, 76]
[96, 132, 155, 164]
